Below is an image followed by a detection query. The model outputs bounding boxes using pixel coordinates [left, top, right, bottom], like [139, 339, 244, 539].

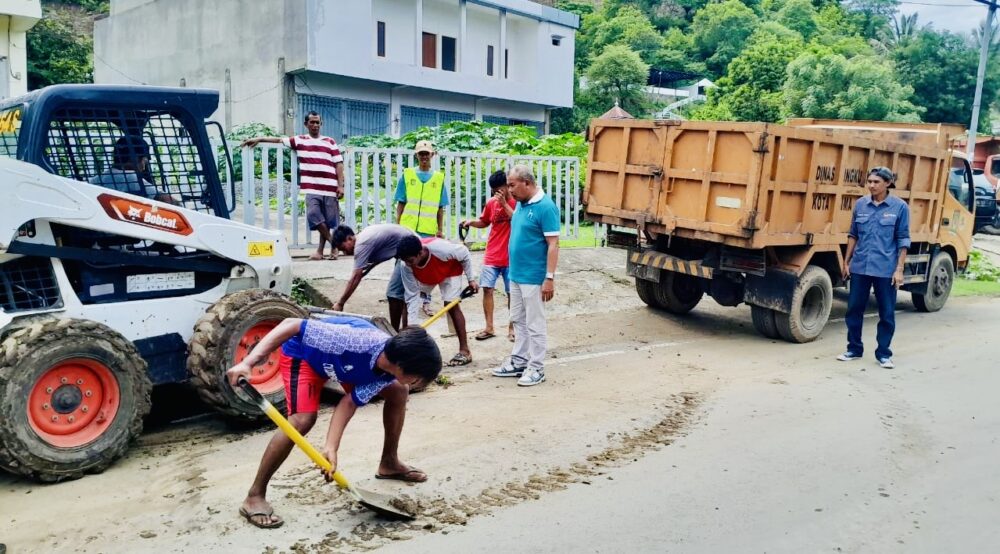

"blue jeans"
[845, 274, 897, 360]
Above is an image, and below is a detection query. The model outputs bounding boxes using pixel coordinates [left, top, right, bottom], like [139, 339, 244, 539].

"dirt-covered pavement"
[1, 248, 998, 553]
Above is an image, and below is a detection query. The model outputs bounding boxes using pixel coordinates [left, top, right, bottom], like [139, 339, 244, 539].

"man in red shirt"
[460, 170, 516, 341]
[242, 112, 345, 261]
[396, 235, 479, 366]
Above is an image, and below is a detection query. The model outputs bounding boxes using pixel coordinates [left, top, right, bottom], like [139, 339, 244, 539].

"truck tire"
[0, 319, 151, 482]
[656, 272, 703, 314]
[188, 289, 308, 419]
[635, 277, 664, 309]
[750, 305, 780, 339]
[775, 266, 833, 343]
[912, 253, 954, 313]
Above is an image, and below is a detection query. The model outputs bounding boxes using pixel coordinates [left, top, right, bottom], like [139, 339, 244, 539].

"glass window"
[442, 36, 456, 72]
[377, 21, 386, 58]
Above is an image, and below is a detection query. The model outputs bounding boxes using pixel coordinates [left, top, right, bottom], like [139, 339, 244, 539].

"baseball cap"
[414, 140, 435, 154]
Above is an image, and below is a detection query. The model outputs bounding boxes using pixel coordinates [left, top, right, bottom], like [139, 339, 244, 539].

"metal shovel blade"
[352, 488, 415, 521]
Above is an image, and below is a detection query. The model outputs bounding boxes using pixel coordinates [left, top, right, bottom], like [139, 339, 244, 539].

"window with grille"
[43, 107, 216, 215]
[0, 256, 61, 312]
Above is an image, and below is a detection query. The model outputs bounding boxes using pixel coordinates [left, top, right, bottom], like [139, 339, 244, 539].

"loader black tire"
[635, 277, 664, 309]
[775, 266, 833, 343]
[912, 253, 954, 313]
[750, 305, 780, 339]
[0, 319, 150, 482]
[656, 272, 703, 314]
[188, 289, 308, 419]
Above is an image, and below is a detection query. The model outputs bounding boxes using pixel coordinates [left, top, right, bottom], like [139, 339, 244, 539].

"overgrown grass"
[954, 250, 1000, 297]
[952, 279, 1000, 297]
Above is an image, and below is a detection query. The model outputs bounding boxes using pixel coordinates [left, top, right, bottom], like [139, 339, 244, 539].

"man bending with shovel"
[396, 234, 479, 367]
[226, 317, 441, 529]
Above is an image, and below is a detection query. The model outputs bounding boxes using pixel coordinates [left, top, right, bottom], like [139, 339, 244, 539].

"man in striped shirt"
[243, 112, 345, 260]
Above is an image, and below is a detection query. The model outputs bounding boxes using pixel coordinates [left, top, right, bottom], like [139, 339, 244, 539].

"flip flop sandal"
[375, 468, 428, 483]
[239, 507, 284, 529]
[475, 330, 496, 341]
[447, 353, 472, 366]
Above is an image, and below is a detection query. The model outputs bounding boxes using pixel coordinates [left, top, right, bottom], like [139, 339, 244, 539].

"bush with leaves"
[220, 122, 293, 183]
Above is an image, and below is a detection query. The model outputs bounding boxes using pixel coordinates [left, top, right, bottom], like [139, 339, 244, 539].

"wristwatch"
[545, 272, 555, 280]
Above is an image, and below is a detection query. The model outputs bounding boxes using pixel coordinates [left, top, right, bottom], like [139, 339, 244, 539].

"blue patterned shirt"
[281, 317, 394, 406]
[848, 194, 911, 279]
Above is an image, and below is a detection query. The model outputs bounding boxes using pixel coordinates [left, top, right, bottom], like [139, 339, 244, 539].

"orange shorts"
[279, 353, 330, 415]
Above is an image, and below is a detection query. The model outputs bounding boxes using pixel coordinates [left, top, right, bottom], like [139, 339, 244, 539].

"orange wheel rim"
[236, 322, 283, 394]
[27, 358, 121, 448]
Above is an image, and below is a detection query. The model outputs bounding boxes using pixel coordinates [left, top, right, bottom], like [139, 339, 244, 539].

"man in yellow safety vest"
[395, 140, 450, 317]
[395, 140, 448, 238]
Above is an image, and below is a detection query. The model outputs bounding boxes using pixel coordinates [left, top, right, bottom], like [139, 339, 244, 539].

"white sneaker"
[878, 357, 895, 369]
[492, 357, 525, 378]
[517, 369, 545, 387]
[837, 351, 862, 361]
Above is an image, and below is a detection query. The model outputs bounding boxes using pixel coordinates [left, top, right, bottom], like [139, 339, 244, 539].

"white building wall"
[374, 0, 415, 65]
[0, 0, 40, 98]
[94, 0, 306, 133]
[306, 0, 575, 108]
[465, 3, 500, 79]
[94, 0, 571, 136]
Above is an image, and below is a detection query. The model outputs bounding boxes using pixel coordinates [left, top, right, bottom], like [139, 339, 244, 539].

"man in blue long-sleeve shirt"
[838, 166, 911, 369]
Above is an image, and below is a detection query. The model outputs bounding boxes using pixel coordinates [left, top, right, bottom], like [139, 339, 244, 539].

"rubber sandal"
[239, 506, 284, 529]
[447, 352, 472, 366]
[475, 330, 496, 341]
[375, 468, 428, 483]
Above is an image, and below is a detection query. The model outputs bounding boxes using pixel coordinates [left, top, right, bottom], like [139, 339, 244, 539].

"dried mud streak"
[286, 392, 702, 553]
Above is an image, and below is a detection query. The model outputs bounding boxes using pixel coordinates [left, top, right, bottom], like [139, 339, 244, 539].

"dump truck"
[583, 118, 977, 343]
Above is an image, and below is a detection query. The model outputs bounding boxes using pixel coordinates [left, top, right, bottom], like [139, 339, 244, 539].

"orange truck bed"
[584, 118, 964, 249]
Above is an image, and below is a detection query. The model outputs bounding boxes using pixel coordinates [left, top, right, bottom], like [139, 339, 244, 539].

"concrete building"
[0, 0, 41, 99]
[94, 0, 578, 139]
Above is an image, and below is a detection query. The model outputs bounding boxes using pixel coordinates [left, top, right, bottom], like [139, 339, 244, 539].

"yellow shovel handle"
[420, 298, 461, 329]
[238, 378, 353, 492]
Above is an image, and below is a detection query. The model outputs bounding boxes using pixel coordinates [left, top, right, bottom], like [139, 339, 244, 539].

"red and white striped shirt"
[281, 134, 344, 197]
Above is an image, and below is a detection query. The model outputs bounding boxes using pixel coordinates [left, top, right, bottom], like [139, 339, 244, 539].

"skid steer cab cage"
[0, 84, 231, 218]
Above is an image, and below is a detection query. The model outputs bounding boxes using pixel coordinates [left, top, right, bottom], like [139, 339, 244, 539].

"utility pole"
[969, 0, 999, 160]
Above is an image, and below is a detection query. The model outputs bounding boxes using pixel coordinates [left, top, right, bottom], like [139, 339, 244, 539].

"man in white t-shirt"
[243, 112, 345, 260]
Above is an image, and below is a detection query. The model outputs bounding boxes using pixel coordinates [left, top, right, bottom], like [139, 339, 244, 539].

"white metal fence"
[232, 144, 583, 249]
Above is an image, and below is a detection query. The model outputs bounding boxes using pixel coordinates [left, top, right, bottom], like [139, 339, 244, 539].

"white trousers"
[510, 282, 547, 371]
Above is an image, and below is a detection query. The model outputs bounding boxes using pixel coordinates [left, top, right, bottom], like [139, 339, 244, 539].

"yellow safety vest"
[400, 168, 444, 236]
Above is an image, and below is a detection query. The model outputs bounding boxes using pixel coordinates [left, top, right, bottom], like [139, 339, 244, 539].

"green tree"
[844, 0, 899, 40]
[653, 28, 706, 76]
[783, 50, 921, 121]
[893, 29, 1000, 130]
[777, 0, 818, 40]
[582, 44, 652, 117]
[27, 0, 109, 89]
[692, 31, 804, 122]
[578, 5, 663, 66]
[691, 0, 760, 77]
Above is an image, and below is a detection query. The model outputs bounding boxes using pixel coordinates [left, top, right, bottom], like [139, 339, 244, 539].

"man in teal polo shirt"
[491, 164, 560, 387]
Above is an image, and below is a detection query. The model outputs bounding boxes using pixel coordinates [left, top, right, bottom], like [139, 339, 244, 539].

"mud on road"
[2, 248, 992, 553]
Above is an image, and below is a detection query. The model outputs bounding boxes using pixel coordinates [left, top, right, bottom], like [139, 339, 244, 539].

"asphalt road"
[380, 297, 1000, 554]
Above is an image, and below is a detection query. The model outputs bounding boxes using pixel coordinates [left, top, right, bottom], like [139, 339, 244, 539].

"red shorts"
[279, 353, 349, 415]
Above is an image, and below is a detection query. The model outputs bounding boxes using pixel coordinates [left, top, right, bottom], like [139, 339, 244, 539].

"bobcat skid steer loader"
[0, 85, 304, 482]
